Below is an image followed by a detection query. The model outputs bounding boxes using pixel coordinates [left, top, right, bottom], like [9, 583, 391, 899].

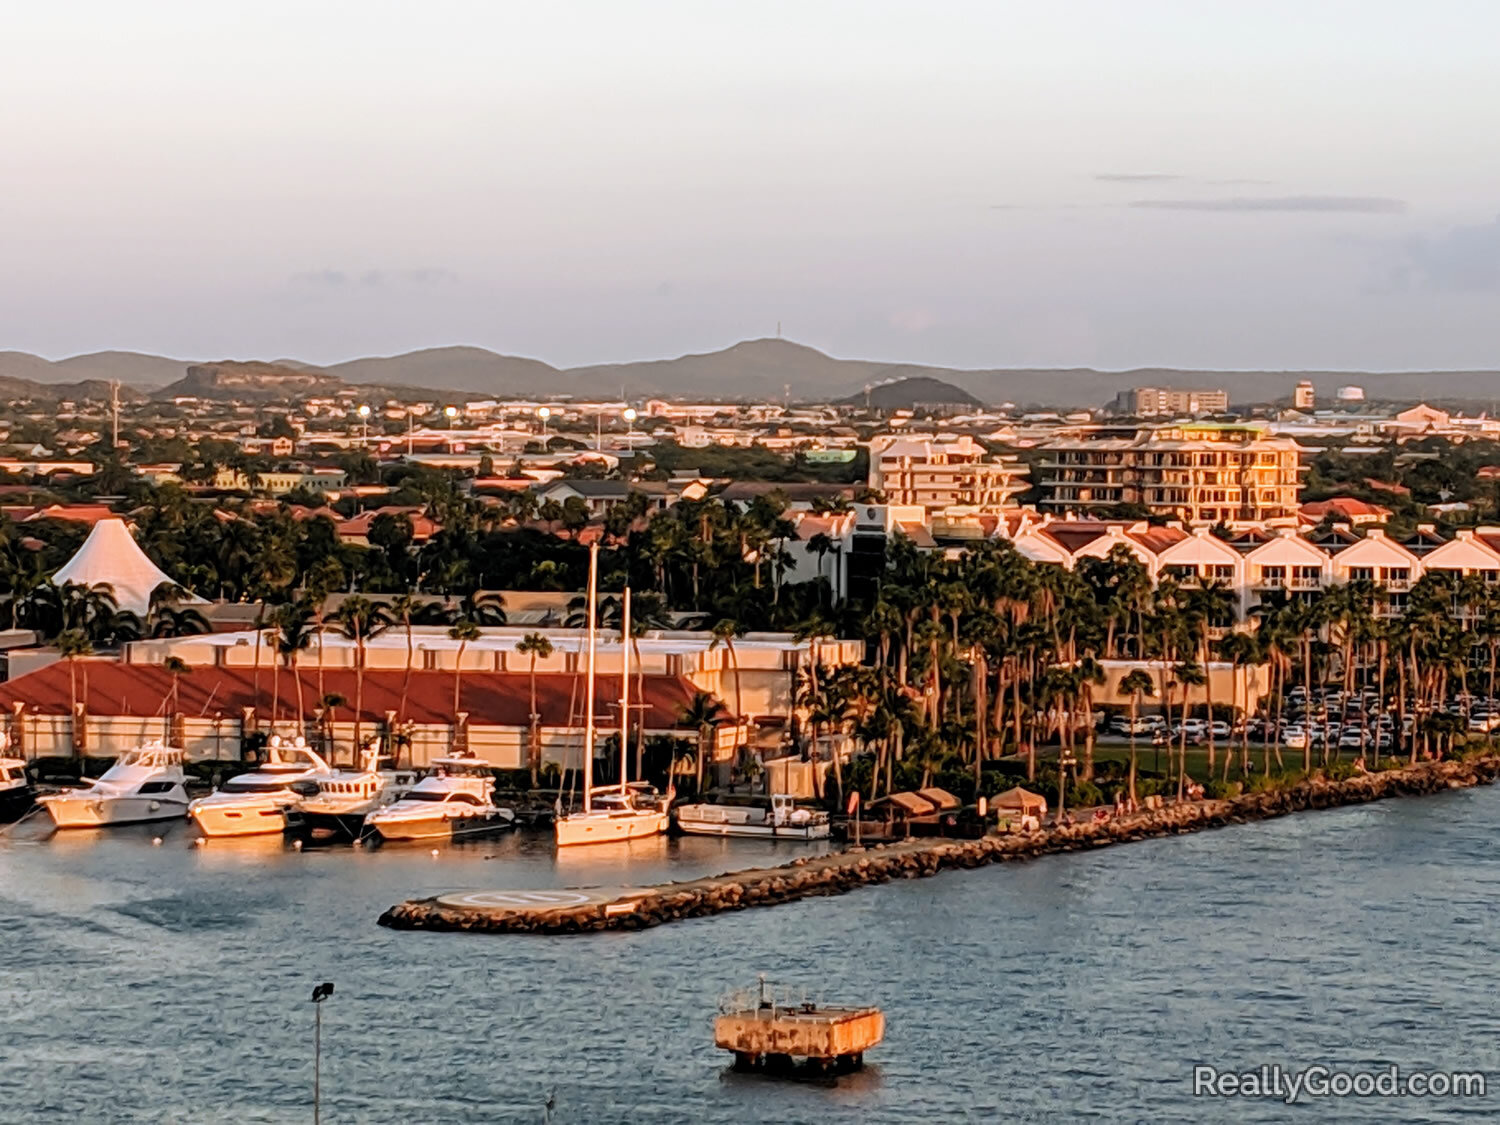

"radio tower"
[111, 380, 120, 448]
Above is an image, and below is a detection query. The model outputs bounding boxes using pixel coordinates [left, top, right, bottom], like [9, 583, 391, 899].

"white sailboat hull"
[368, 807, 515, 842]
[675, 815, 830, 841]
[41, 793, 188, 829]
[190, 800, 291, 837]
[554, 809, 669, 847]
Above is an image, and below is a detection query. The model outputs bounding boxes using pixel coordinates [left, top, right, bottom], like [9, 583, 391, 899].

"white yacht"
[38, 742, 190, 829]
[0, 733, 35, 823]
[675, 793, 830, 840]
[554, 561, 673, 847]
[285, 743, 418, 842]
[189, 738, 335, 838]
[363, 755, 514, 842]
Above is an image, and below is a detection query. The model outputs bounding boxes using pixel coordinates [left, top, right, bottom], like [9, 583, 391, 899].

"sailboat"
[554, 545, 671, 847]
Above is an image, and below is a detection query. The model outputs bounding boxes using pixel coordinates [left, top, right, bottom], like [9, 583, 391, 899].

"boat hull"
[189, 802, 291, 838]
[368, 809, 515, 843]
[675, 817, 830, 840]
[285, 809, 371, 843]
[554, 809, 669, 847]
[41, 793, 189, 829]
[0, 784, 36, 823]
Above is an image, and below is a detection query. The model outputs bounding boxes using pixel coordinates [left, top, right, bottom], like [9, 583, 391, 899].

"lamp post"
[537, 406, 551, 440]
[310, 981, 334, 1124]
[622, 406, 637, 444]
[443, 405, 458, 429]
[357, 404, 370, 449]
[1057, 748, 1077, 824]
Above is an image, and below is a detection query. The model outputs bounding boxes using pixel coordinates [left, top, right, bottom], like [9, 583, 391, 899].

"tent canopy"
[50, 518, 203, 617]
[992, 786, 1048, 816]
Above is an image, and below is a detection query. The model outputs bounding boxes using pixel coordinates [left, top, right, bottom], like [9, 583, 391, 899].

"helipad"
[436, 887, 649, 914]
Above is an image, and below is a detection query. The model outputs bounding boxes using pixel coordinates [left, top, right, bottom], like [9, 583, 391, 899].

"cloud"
[1130, 195, 1407, 214]
[291, 269, 348, 286]
[1095, 173, 1184, 183]
[1393, 214, 1500, 292]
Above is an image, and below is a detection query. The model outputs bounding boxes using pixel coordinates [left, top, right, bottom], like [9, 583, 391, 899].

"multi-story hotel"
[867, 434, 1030, 515]
[1112, 386, 1229, 417]
[1033, 423, 1303, 524]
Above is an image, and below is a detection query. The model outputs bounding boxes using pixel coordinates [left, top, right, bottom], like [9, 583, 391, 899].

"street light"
[622, 406, 637, 443]
[1057, 748, 1077, 824]
[537, 406, 551, 438]
[357, 404, 370, 448]
[311, 981, 334, 1124]
[443, 405, 458, 429]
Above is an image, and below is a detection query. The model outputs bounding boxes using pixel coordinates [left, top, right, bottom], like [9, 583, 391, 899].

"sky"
[3, 0, 1499, 372]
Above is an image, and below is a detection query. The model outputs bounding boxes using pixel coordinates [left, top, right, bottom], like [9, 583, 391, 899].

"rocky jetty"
[379, 755, 1500, 936]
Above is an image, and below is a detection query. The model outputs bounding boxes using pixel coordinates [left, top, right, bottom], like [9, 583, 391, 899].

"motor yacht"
[675, 793, 830, 840]
[38, 742, 190, 829]
[188, 737, 335, 838]
[363, 755, 514, 842]
[285, 742, 418, 842]
[0, 748, 36, 823]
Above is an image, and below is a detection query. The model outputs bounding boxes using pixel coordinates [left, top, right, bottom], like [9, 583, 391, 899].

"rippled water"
[3, 786, 1499, 1124]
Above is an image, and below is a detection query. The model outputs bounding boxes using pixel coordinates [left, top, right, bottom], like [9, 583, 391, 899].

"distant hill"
[837, 375, 981, 411]
[154, 362, 346, 401]
[9, 340, 1500, 407]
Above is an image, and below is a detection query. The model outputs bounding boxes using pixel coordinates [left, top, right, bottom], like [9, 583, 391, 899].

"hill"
[837, 375, 981, 411]
[153, 362, 346, 401]
[324, 346, 560, 397]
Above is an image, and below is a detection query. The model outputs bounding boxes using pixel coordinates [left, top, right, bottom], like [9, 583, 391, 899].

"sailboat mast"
[582, 542, 599, 813]
[619, 586, 631, 792]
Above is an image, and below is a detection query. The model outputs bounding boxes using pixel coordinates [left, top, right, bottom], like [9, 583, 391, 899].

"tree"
[448, 619, 481, 721]
[1118, 669, 1156, 804]
[517, 632, 555, 786]
[272, 601, 314, 740]
[710, 618, 745, 760]
[334, 596, 392, 759]
[679, 690, 727, 796]
[56, 629, 93, 760]
[162, 655, 192, 738]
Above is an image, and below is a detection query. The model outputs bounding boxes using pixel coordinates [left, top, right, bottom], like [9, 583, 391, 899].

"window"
[138, 781, 178, 795]
[1349, 567, 1375, 581]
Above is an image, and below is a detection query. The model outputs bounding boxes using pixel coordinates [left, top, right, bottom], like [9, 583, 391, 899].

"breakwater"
[378, 754, 1500, 935]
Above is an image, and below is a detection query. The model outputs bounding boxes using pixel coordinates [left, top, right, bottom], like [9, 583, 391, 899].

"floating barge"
[715, 978, 883, 1075]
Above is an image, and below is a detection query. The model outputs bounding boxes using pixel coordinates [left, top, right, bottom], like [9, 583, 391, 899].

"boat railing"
[718, 977, 821, 1016]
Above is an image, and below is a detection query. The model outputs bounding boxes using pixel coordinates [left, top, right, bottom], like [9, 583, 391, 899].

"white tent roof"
[50, 518, 203, 617]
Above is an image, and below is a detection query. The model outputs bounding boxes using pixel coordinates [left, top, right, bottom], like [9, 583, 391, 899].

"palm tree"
[162, 655, 192, 740]
[1214, 630, 1263, 780]
[1119, 668, 1155, 804]
[335, 596, 392, 758]
[710, 618, 745, 758]
[679, 690, 727, 796]
[387, 593, 421, 723]
[448, 619, 481, 722]
[272, 601, 314, 741]
[56, 628, 93, 761]
[517, 632, 555, 786]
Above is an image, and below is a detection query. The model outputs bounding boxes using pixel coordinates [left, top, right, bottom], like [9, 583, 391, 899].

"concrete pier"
[378, 754, 1500, 936]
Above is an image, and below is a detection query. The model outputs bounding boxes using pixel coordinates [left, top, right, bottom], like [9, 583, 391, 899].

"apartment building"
[1112, 387, 1229, 417]
[1033, 423, 1303, 524]
[867, 434, 1029, 515]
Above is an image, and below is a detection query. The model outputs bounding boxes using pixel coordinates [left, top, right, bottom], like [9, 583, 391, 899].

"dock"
[377, 754, 1500, 936]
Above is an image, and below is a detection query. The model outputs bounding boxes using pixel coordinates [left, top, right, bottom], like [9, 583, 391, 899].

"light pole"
[311, 981, 334, 1124]
[537, 406, 551, 441]
[622, 406, 637, 444]
[1057, 748, 1077, 824]
[444, 405, 458, 429]
[357, 404, 370, 449]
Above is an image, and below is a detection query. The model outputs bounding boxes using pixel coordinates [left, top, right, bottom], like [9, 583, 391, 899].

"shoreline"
[378, 754, 1500, 935]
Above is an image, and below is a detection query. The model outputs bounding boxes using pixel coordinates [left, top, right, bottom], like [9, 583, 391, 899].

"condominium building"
[1033, 423, 1303, 524]
[1112, 386, 1229, 417]
[867, 434, 1029, 515]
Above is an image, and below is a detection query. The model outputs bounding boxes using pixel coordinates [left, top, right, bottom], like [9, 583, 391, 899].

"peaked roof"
[50, 518, 200, 616]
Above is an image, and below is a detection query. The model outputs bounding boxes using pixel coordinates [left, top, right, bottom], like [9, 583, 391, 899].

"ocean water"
[2, 788, 1498, 1124]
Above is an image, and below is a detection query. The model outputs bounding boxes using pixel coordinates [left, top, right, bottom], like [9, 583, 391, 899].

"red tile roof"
[0, 663, 715, 729]
[1301, 497, 1393, 521]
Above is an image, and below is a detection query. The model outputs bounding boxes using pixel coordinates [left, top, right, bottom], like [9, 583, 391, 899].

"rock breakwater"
[378, 755, 1500, 935]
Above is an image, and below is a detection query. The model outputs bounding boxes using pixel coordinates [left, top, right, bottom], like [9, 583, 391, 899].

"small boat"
[285, 742, 418, 842]
[675, 793, 830, 840]
[38, 742, 190, 829]
[189, 737, 335, 838]
[363, 755, 515, 842]
[0, 749, 36, 823]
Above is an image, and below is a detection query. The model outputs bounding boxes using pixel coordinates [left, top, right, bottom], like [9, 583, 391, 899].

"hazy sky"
[3, 0, 1499, 371]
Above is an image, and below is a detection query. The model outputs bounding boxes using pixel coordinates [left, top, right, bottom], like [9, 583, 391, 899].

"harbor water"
[3, 785, 1499, 1124]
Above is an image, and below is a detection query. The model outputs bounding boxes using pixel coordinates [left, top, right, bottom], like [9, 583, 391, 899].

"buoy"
[292, 838, 304, 851]
[152, 837, 163, 846]
[430, 849, 440, 858]
[193, 837, 206, 847]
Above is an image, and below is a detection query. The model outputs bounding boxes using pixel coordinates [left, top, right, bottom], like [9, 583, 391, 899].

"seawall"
[378, 755, 1500, 935]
